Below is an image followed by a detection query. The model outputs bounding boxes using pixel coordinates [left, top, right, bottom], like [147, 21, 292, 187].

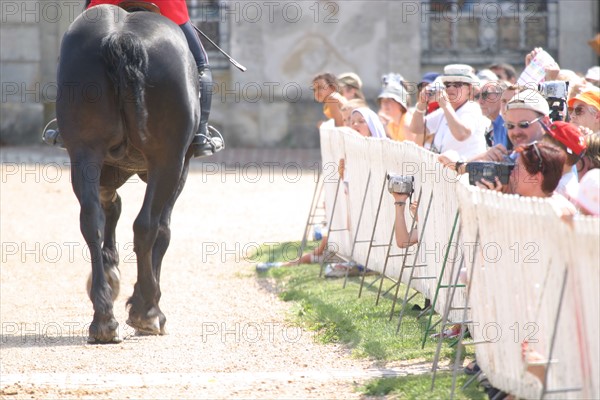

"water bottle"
[313, 223, 323, 241]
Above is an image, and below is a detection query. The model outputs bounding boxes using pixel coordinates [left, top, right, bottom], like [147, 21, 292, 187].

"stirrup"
[41, 118, 65, 148]
[193, 126, 225, 158]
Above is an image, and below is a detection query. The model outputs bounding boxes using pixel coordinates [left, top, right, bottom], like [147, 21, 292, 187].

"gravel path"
[0, 148, 433, 399]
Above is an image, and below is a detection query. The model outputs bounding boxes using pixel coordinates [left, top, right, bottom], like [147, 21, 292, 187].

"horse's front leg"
[127, 162, 184, 335]
[71, 154, 121, 343]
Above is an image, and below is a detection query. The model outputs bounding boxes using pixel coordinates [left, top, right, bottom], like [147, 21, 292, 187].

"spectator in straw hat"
[410, 64, 489, 159]
[337, 72, 365, 101]
[541, 121, 587, 204]
[567, 88, 600, 134]
[377, 78, 414, 142]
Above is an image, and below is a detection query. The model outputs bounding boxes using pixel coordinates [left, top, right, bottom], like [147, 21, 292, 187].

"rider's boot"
[42, 119, 65, 148]
[192, 66, 224, 158]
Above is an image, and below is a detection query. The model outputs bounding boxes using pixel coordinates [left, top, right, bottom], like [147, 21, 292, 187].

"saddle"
[117, 1, 161, 14]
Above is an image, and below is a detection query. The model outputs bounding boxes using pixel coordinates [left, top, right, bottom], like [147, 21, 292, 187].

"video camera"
[538, 81, 569, 122]
[387, 174, 414, 195]
[466, 162, 515, 186]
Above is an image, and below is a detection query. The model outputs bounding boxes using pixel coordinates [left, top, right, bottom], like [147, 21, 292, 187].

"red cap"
[546, 122, 587, 156]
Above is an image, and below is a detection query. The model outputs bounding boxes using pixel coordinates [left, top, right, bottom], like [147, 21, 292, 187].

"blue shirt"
[492, 115, 512, 150]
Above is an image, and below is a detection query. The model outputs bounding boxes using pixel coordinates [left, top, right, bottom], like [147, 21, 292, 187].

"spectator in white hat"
[377, 80, 414, 142]
[585, 66, 599, 87]
[410, 64, 489, 159]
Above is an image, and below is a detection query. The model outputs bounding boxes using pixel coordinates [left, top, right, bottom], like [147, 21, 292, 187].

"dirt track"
[0, 147, 431, 399]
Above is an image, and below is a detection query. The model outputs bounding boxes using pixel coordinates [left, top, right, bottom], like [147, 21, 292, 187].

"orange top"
[387, 113, 409, 141]
[88, 0, 190, 25]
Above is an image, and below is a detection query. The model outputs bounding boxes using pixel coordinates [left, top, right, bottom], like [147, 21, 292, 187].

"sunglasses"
[477, 91, 501, 101]
[567, 106, 587, 116]
[444, 82, 466, 89]
[515, 141, 544, 172]
[504, 116, 543, 130]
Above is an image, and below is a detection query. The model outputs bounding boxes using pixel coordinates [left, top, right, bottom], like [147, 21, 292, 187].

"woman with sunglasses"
[567, 89, 600, 134]
[410, 64, 488, 159]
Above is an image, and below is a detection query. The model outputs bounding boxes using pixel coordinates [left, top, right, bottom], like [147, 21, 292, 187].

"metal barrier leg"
[422, 211, 461, 349]
[358, 172, 388, 298]
[395, 191, 435, 334]
[319, 176, 342, 278]
[299, 171, 324, 258]
[343, 171, 371, 289]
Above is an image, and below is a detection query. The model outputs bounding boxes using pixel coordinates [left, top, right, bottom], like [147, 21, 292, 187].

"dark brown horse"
[56, 4, 199, 343]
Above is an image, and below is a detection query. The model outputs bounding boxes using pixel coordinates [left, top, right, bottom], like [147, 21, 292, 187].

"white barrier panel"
[320, 127, 467, 319]
[457, 184, 600, 399]
[320, 126, 354, 257]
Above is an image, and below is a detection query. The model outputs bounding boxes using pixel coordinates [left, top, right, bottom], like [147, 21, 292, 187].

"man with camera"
[410, 64, 489, 159]
[450, 89, 551, 174]
[447, 89, 553, 191]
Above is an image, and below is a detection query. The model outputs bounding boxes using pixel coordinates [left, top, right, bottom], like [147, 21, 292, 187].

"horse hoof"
[87, 335, 122, 344]
[88, 319, 120, 344]
[126, 316, 161, 335]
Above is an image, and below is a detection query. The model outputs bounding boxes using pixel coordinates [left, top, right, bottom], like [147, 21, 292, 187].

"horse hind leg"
[86, 189, 123, 302]
[85, 167, 133, 302]
[71, 155, 121, 344]
[126, 164, 185, 336]
[149, 160, 191, 334]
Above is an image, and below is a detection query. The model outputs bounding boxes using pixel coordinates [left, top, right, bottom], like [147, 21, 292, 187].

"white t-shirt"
[556, 170, 579, 203]
[425, 101, 489, 159]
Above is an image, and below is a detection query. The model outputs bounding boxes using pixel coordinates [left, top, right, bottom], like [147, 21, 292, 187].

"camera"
[426, 85, 442, 98]
[466, 162, 515, 186]
[387, 174, 414, 195]
[538, 81, 569, 122]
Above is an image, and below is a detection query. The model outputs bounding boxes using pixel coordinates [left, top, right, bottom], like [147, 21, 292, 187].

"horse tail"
[101, 31, 149, 141]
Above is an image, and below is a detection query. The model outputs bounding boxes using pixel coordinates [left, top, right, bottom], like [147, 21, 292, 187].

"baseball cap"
[567, 88, 600, 111]
[420, 72, 440, 85]
[506, 89, 550, 116]
[546, 121, 587, 156]
[476, 69, 499, 83]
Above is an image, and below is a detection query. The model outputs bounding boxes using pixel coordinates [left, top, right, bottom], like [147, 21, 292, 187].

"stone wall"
[1, 0, 80, 145]
[1, 0, 598, 147]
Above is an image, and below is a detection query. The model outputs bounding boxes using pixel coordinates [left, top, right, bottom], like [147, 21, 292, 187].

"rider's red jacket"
[87, 0, 190, 25]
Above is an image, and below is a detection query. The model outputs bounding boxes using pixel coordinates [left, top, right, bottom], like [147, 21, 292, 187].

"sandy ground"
[0, 149, 432, 399]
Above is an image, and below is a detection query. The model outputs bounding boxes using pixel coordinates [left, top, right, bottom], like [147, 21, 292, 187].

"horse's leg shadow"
[126, 161, 188, 336]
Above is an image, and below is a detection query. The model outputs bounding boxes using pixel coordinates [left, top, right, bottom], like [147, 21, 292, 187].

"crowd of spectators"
[308, 49, 599, 399]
